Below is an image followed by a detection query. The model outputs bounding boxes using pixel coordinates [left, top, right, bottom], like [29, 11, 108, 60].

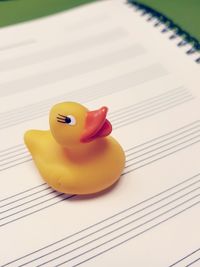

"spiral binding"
[128, 1, 200, 64]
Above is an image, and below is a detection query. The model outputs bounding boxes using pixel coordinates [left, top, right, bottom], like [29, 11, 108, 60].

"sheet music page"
[0, 0, 199, 266]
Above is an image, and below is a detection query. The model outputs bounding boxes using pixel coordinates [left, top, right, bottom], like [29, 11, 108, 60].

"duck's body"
[24, 102, 125, 195]
[25, 130, 125, 194]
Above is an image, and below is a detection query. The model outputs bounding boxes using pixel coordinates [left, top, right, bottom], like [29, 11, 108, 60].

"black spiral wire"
[128, 0, 200, 64]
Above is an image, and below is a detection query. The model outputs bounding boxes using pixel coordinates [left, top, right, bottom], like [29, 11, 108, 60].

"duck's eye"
[57, 114, 76, 126]
[65, 115, 76, 125]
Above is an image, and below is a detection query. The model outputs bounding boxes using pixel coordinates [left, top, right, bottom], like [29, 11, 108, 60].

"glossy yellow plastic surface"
[24, 102, 125, 195]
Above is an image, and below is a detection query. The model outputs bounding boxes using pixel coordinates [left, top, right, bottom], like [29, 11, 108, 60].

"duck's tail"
[24, 129, 42, 153]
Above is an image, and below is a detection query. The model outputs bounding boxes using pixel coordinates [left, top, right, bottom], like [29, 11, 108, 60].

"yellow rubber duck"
[24, 102, 125, 195]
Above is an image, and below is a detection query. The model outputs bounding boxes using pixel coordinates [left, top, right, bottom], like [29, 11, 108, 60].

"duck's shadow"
[60, 178, 122, 202]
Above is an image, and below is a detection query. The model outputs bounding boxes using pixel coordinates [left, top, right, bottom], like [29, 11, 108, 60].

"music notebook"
[0, 0, 199, 266]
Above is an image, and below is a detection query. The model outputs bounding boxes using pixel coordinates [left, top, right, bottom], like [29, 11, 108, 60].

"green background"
[0, 0, 97, 27]
[0, 0, 199, 43]
[132, 0, 200, 43]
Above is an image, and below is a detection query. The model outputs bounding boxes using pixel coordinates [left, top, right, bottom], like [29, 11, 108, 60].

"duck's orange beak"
[80, 107, 112, 143]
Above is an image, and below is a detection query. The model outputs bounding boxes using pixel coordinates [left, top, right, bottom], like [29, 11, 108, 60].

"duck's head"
[49, 102, 112, 148]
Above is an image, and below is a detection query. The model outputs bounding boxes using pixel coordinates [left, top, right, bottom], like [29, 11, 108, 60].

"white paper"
[0, 1, 199, 266]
